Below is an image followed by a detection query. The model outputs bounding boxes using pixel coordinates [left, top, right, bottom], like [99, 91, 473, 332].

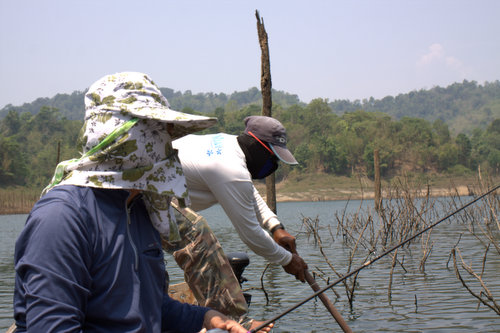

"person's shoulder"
[174, 133, 235, 145]
[23, 186, 95, 239]
[36, 185, 124, 218]
[173, 134, 202, 146]
[39, 185, 91, 205]
[174, 133, 239, 159]
[39, 186, 127, 210]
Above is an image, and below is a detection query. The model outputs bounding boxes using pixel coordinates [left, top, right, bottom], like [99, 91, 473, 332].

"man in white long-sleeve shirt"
[173, 116, 307, 280]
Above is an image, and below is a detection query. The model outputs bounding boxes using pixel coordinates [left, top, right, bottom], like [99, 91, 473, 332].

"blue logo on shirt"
[207, 134, 225, 157]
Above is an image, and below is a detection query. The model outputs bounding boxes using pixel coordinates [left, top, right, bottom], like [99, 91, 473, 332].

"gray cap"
[244, 116, 298, 165]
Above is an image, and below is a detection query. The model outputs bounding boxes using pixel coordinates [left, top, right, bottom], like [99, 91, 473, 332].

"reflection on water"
[1, 199, 499, 332]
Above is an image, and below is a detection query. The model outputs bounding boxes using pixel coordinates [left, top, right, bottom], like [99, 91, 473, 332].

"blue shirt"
[14, 185, 208, 332]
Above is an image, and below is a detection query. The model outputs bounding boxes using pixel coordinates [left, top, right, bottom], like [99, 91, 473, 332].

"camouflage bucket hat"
[85, 72, 216, 140]
[42, 72, 217, 241]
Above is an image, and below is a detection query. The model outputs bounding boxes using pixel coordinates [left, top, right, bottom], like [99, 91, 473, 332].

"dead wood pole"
[304, 270, 353, 333]
[255, 10, 277, 213]
[254, 10, 353, 332]
[374, 149, 382, 212]
[57, 141, 61, 165]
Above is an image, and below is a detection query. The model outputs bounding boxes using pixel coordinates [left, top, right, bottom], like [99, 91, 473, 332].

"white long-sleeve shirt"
[173, 133, 292, 266]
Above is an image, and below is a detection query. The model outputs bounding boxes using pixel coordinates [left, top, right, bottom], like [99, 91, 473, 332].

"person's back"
[174, 133, 250, 210]
[173, 133, 292, 266]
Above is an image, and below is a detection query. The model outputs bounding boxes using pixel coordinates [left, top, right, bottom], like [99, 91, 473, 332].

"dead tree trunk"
[374, 149, 382, 212]
[255, 10, 276, 213]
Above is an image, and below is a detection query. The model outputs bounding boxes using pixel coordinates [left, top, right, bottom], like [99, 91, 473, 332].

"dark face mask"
[256, 156, 279, 179]
[237, 134, 280, 179]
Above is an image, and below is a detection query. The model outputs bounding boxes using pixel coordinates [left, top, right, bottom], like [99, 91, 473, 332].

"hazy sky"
[1, 0, 499, 109]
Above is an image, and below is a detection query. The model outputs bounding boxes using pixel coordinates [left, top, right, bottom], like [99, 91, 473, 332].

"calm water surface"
[1, 199, 499, 332]
[0, 214, 25, 331]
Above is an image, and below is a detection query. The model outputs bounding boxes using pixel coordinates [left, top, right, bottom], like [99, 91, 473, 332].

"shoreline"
[1, 175, 498, 215]
[0, 187, 472, 215]
[255, 183, 479, 203]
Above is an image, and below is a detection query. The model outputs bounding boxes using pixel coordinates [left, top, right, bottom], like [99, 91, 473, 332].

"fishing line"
[250, 184, 499, 332]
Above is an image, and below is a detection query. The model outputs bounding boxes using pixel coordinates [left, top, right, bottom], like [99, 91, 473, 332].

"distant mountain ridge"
[1, 80, 499, 134]
[0, 87, 303, 121]
[328, 80, 500, 134]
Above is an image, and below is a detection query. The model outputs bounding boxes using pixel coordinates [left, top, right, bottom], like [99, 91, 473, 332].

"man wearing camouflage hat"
[13, 72, 272, 333]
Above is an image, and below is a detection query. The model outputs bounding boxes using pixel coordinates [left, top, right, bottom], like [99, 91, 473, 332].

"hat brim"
[127, 107, 217, 140]
[270, 144, 298, 165]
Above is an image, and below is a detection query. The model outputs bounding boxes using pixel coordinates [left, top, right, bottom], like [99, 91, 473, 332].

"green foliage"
[446, 164, 474, 176]
[455, 133, 471, 167]
[0, 135, 28, 185]
[486, 149, 500, 172]
[2, 81, 500, 191]
[329, 80, 500, 135]
[437, 143, 459, 171]
[0, 91, 86, 121]
[0, 107, 81, 189]
[224, 100, 498, 178]
[3, 80, 499, 136]
[433, 119, 451, 145]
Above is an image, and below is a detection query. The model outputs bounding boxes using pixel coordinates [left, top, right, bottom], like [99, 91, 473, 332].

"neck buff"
[43, 72, 216, 241]
[237, 133, 278, 179]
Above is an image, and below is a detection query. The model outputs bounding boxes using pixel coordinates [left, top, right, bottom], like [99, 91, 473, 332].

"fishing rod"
[250, 184, 500, 333]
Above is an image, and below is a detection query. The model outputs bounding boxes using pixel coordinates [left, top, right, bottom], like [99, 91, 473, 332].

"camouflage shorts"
[163, 201, 248, 318]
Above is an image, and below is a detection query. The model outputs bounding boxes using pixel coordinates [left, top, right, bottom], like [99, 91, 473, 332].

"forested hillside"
[328, 80, 500, 135]
[1, 80, 499, 134]
[1, 98, 499, 190]
[0, 87, 302, 121]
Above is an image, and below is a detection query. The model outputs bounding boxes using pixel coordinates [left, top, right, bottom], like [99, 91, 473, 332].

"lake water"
[1, 199, 499, 332]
